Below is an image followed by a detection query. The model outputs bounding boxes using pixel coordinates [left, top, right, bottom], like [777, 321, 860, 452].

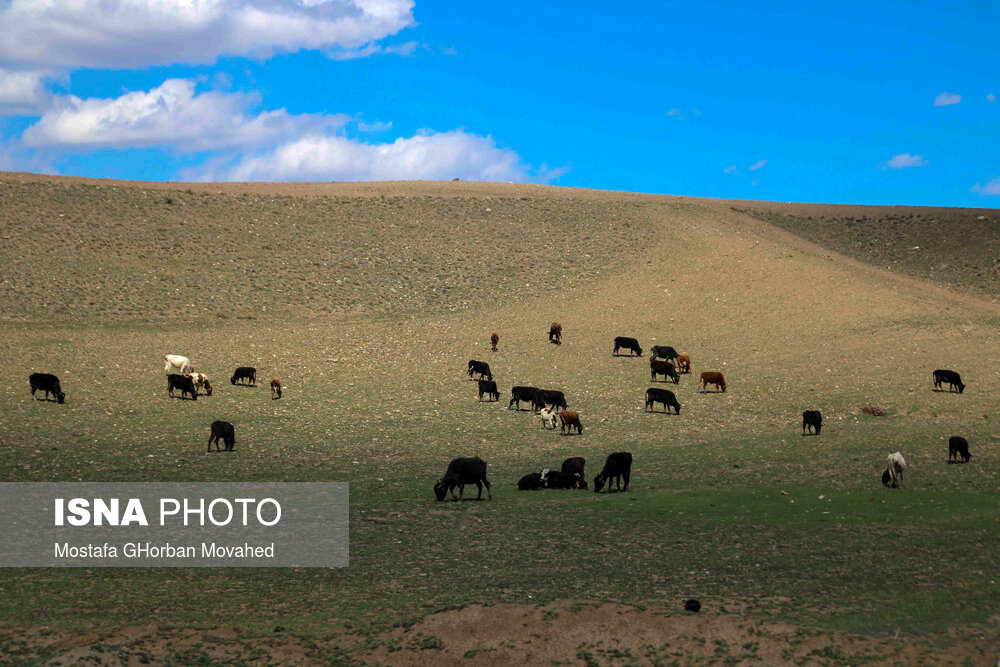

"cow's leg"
[484, 478, 493, 500]
[474, 481, 483, 500]
[623, 470, 630, 491]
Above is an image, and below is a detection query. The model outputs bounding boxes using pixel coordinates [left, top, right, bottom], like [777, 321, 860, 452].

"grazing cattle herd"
[26, 324, 977, 502]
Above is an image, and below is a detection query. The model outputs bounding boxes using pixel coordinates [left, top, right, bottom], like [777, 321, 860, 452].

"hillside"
[1, 173, 998, 666]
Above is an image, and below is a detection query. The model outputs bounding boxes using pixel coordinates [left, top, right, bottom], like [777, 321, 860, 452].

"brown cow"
[549, 322, 562, 345]
[558, 409, 583, 434]
[699, 371, 727, 392]
[676, 354, 691, 374]
[490, 332, 499, 352]
[270, 379, 282, 399]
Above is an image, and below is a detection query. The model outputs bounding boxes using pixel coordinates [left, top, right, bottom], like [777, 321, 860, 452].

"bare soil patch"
[4, 602, 998, 666]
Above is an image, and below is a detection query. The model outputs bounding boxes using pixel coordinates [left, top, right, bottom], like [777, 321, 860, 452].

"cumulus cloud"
[22, 79, 347, 151]
[880, 153, 927, 170]
[748, 159, 767, 171]
[934, 92, 961, 106]
[194, 130, 527, 182]
[972, 179, 1000, 195]
[0, 0, 415, 69]
[0, 68, 51, 115]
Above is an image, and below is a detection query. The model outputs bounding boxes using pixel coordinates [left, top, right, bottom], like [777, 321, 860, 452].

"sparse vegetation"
[0, 175, 997, 665]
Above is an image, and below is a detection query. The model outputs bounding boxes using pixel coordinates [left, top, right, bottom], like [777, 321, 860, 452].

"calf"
[549, 322, 562, 345]
[538, 406, 558, 429]
[613, 336, 643, 357]
[434, 456, 492, 501]
[882, 452, 906, 488]
[645, 387, 680, 414]
[188, 372, 212, 396]
[207, 420, 235, 452]
[933, 369, 965, 394]
[559, 409, 583, 435]
[650, 345, 678, 361]
[164, 354, 192, 374]
[948, 436, 971, 463]
[676, 354, 691, 374]
[270, 379, 282, 399]
[802, 410, 822, 435]
[508, 385, 540, 410]
[534, 389, 568, 412]
[468, 359, 493, 381]
[28, 373, 65, 403]
[699, 371, 727, 392]
[167, 373, 198, 400]
[650, 359, 679, 383]
[594, 452, 632, 493]
[518, 472, 544, 490]
[491, 332, 499, 352]
[477, 379, 500, 402]
[231, 366, 257, 386]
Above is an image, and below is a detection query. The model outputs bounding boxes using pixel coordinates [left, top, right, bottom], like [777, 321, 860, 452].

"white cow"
[883, 452, 906, 488]
[164, 355, 192, 375]
[539, 407, 558, 430]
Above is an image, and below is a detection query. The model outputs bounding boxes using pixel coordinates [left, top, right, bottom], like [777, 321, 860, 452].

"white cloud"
[972, 179, 1000, 196]
[880, 153, 927, 170]
[666, 108, 700, 121]
[934, 91, 961, 107]
[357, 120, 392, 132]
[331, 40, 423, 60]
[195, 130, 527, 182]
[988, 94, 996, 103]
[748, 159, 767, 171]
[22, 79, 348, 151]
[537, 163, 571, 183]
[724, 165, 738, 175]
[0, 0, 415, 69]
[0, 68, 51, 115]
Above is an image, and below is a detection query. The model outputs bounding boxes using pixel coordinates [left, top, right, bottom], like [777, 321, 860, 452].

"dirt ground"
[4, 601, 999, 666]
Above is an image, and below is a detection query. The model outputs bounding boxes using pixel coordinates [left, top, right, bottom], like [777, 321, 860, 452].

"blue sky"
[0, 0, 997, 206]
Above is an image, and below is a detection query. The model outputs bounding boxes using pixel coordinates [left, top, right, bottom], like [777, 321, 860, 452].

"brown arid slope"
[1, 173, 999, 666]
[5, 602, 999, 666]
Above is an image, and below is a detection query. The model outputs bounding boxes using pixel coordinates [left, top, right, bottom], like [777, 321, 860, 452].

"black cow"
[231, 366, 257, 386]
[561, 456, 585, 480]
[207, 420, 235, 452]
[28, 373, 65, 403]
[543, 469, 587, 490]
[477, 379, 499, 402]
[468, 360, 493, 381]
[434, 456, 492, 501]
[508, 385, 540, 410]
[594, 452, 632, 493]
[650, 359, 679, 383]
[555, 460, 589, 489]
[167, 373, 198, 400]
[645, 387, 680, 414]
[933, 369, 965, 394]
[533, 389, 568, 412]
[613, 336, 643, 357]
[948, 436, 971, 463]
[517, 472, 544, 490]
[802, 410, 822, 435]
[650, 345, 678, 362]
